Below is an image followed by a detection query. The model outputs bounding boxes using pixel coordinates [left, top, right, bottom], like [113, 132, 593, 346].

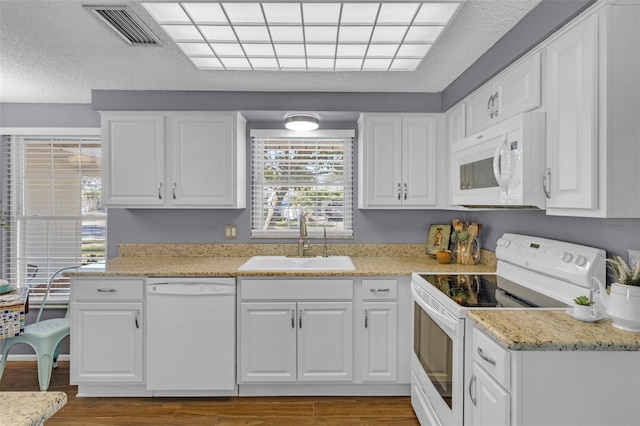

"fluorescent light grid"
[143, 2, 462, 71]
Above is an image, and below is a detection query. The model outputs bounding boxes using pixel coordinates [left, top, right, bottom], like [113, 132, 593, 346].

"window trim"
[250, 128, 355, 239]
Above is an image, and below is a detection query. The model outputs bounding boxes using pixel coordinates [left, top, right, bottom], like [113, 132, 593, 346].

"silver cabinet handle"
[158, 182, 163, 200]
[487, 94, 495, 119]
[299, 309, 302, 329]
[403, 183, 407, 200]
[477, 347, 496, 366]
[135, 309, 140, 329]
[397, 183, 401, 200]
[97, 288, 117, 293]
[543, 168, 551, 199]
[469, 374, 477, 406]
[493, 91, 499, 117]
[291, 309, 295, 329]
[364, 309, 368, 328]
[172, 182, 177, 200]
[370, 288, 390, 293]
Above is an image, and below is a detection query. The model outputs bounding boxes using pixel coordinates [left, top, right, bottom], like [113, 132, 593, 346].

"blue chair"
[0, 265, 80, 391]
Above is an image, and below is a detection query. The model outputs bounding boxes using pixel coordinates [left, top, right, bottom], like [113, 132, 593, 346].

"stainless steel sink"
[238, 256, 355, 271]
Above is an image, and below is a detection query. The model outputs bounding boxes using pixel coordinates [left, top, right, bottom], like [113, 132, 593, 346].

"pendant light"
[285, 114, 319, 131]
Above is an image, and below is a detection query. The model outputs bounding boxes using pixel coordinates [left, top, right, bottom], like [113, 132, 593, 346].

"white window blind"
[1, 135, 105, 303]
[251, 132, 354, 238]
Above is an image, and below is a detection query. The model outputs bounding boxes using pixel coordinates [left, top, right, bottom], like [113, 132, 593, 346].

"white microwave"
[452, 112, 546, 208]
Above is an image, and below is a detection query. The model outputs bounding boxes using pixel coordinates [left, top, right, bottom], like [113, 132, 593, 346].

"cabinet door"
[446, 103, 466, 144]
[361, 116, 403, 207]
[70, 302, 143, 383]
[170, 114, 236, 207]
[494, 52, 541, 122]
[466, 84, 496, 136]
[239, 302, 297, 382]
[545, 14, 598, 210]
[471, 362, 510, 426]
[298, 302, 353, 382]
[362, 302, 397, 382]
[102, 115, 165, 206]
[402, 116, 437, 206]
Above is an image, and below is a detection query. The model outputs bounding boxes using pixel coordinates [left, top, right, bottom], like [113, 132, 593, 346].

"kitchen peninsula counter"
[469, 310, 640, 351]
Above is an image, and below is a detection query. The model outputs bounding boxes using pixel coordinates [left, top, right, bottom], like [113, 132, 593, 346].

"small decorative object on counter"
[570, 296, 599, 322]
[436, 249, 452, 264]
[594, 256, 640, 332]
[426, 224, 452, 256]
[451, 220, 482, 265]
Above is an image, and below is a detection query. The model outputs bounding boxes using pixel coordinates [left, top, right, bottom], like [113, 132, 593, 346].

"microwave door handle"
[492, 134, 508, 192]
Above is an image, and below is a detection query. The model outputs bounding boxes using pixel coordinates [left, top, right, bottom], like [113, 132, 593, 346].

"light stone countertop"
[469, 310, 640, 351]
[0, 392, 67, 426]
[68, 255, 496, 277]
[67, 243, 497, 277]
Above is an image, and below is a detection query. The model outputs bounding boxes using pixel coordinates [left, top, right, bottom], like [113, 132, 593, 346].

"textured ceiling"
[0, 0, 542, 103]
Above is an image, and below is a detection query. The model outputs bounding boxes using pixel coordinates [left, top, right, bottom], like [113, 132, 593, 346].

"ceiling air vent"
[86, 5, 162, 46]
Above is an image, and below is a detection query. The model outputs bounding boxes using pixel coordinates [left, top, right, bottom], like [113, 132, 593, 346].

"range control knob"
[561, 251, 574, 263]
[498, 239, 511, 248]
[575, 255, 587, 267]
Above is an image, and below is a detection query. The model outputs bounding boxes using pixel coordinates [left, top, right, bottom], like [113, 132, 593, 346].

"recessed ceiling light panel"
[141, 1, 463, 71]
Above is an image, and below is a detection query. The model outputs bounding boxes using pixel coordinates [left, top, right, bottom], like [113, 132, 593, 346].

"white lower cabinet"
[468, 324, 640, 426]
[70, 278, 144, 386]
[470, 362, 510, 426]
[238, 277, 411, 395]
[240, 301, 353, 382]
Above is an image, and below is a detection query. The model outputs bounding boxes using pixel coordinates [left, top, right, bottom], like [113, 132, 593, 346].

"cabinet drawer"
[240, 279, 353, 300]
[362, 279, 397, 300]
[71, 278, 144, 301]
[472, 327, 510, 390]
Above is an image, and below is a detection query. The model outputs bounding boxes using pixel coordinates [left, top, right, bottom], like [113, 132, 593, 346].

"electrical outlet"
[629, 250, 640, 267]
[224, 225, 237, 240]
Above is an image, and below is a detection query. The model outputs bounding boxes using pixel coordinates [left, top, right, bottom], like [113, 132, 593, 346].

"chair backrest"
[35, 265, 82, 323]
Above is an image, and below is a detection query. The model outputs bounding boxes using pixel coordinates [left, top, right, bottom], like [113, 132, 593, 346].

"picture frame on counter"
[426, 224, 452, 256]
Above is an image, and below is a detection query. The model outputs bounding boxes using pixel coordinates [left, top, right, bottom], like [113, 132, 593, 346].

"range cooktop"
[418, 274, 499, 308]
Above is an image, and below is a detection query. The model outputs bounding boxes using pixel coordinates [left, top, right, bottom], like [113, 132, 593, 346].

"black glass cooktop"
[419, 274, 499, 308]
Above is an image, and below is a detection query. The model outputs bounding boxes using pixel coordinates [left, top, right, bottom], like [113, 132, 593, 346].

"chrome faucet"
[298, 212, 312, 257]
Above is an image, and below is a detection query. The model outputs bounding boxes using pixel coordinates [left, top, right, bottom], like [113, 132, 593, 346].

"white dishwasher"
[146, 277, 236, 395]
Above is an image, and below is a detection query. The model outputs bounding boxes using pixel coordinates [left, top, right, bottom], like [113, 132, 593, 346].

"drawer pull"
[97, 288, 117, 293]
[469, 374, 477, 406]
[477, 347, 497, 366]
[370, 288, 390, 293]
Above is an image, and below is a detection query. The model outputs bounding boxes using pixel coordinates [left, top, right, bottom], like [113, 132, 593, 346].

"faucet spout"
[297, 212, 311, 257]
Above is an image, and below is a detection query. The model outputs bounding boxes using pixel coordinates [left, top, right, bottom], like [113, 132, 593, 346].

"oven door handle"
[411, 284, 458, 334]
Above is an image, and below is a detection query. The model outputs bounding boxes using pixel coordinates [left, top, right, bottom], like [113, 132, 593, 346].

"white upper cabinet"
[466, 52, 541, 136]
[358, 114, 439, 209]
[103, 115, 165, 206]
[543, 3, 640, 217]
[102, 112, 246, 208]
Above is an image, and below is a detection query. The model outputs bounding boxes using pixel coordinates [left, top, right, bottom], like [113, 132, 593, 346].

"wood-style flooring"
[1, 362, 420, 425]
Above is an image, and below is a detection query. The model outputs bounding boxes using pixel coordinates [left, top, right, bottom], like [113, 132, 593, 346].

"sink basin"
[238, 256, 355, 271]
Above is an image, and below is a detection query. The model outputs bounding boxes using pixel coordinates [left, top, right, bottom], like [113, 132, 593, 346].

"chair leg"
[0, 340, 17, 382]
[52, 343, 61, 369]
[36, 351, 54, 392]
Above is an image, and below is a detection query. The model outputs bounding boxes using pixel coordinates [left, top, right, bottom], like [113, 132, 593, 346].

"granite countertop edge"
[469, 310, 640, 352]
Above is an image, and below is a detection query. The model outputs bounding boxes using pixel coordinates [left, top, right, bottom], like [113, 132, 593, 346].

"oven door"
[411, 282, 464, 426]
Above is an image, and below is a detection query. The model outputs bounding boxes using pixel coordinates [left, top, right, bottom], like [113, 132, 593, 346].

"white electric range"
[410, 233, 606, 425]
